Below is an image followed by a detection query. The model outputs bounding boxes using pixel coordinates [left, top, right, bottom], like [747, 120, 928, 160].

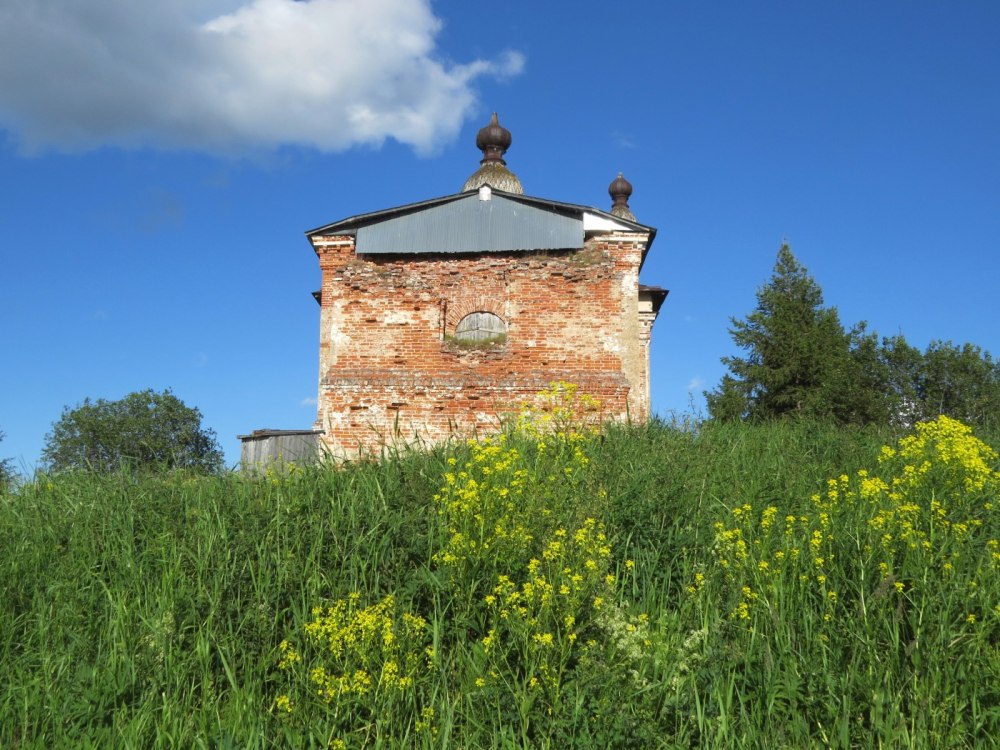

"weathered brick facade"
[308, 116, 665, 457]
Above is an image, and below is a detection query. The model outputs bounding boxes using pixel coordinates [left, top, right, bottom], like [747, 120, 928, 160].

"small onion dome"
[476, 112, 512, 164]
[609, 172, 635, 221]
[463, 112, 523, 194]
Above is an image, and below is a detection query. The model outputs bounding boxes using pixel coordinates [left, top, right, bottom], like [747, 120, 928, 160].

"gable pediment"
[308, 190, 655, 256]
[355, 193, 583, 254]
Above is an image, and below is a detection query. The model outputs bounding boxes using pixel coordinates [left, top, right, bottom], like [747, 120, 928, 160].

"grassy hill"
[2, 407, 998, 748]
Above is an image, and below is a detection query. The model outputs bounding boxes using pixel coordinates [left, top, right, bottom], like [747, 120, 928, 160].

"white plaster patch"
[327, 301, 351, 362]
[583, 212, 631, 232]
[383, 309, 417, 325]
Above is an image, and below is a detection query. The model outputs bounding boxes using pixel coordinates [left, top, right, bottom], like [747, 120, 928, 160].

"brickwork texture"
[311, 231, 655, 457]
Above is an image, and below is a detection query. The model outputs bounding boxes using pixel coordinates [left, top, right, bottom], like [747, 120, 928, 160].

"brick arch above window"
[445, 294, 507, 329]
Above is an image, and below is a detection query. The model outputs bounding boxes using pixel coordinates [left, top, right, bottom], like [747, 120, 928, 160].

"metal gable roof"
[306, 189, 657, 257]
[356, 193, 582, 254]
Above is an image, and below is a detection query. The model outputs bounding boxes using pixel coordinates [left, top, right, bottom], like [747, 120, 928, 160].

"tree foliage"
[868, 338, 1000, 429]
[42, 389, 223, 473]
[0, 430, 14, 491]
[706, 244, 870, 424]
[708, 244, 1000, 429]
[919, 341, 1000, 427]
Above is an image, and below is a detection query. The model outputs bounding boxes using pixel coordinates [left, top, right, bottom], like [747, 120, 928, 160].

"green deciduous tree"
[839, 327, 927, 427]
[839, 333, 1000, 429]
[706, 244, 872, 424]
[42, 389, 223, 474]
[917, 341, 1000, 428]
[875, 333, 926, 425]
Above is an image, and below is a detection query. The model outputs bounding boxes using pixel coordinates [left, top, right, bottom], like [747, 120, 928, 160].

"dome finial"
[476, 112, 512, 166]
[463, 112, 523, 193]
[608, 172, 635, 221]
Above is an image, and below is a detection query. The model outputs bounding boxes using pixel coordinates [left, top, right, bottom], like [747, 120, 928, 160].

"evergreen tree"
[706, 244, 867, 423]
[708, 244, 1000, 429]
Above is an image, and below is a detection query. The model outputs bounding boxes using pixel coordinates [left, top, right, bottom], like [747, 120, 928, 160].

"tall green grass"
[0, 450, 446, 747]
[1, 415, 997, 748]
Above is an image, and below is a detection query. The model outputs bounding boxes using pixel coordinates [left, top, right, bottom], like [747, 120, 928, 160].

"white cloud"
[686, 377, 704, 393]
[0, 0, 523, 154]
[300, 396, 317, 407]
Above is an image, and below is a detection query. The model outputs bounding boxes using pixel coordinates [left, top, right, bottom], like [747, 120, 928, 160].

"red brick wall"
[312, 232, 651, 456]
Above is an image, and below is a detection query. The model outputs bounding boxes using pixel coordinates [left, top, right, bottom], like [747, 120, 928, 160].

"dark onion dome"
[476, 112, 513, 164]
[462, 112, 523, 194]
[608, 172, 636, 221]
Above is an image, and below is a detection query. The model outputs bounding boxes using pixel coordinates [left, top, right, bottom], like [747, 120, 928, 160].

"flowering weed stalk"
[432, 388, 663, 743]
[513, 380, 604, 439]
[475, 519, 648, 716]
[432, 388, 600, 611]
[275, 593, 436, 747]
[687, 415, 1000, 745]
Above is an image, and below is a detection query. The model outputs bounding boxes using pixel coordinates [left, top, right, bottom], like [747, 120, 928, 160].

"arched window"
[454, 312, 507, 344]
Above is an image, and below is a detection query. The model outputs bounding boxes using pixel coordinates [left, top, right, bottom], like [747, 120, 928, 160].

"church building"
[307, 114, 666, 456]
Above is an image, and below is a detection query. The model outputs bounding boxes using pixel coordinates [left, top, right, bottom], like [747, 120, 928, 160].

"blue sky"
[2, 0, 999, 471]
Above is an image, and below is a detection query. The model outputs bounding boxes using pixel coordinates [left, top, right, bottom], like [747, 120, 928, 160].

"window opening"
[453, 312, 507, 345]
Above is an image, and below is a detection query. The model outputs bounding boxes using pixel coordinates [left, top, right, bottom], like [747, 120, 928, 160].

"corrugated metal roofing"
[306, 189, 658, 265]
[354, 193, 584, 254]
[306, 190, 655, 239]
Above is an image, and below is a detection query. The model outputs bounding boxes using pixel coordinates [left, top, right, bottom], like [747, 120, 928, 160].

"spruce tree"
[706, 244, 862, 423]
